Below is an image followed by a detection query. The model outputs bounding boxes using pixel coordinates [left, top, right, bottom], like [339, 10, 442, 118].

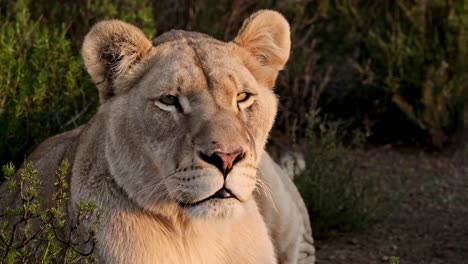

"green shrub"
[309, 0, 468, 147]
[0, 1, 97, 166]
[0, 0, 157, 167]
[0, 160, 99, 263]
[390, 256, 400, 264]
[296, 111, 394, 239]
[368, 1, 467, 148]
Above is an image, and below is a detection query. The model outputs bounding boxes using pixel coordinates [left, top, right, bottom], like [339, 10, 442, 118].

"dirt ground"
[314, 146, 468, 264]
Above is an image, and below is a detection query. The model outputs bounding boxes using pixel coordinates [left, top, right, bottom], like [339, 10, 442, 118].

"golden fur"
[0, 10, 315, 263]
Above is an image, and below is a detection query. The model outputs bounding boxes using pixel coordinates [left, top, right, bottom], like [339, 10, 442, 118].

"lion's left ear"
[233, 10, 291, 87]
[82, 20, 154, 103]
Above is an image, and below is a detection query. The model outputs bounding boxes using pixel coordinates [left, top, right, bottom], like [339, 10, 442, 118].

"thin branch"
[15, 229, 42, 250]
[62, 102, 92, 128]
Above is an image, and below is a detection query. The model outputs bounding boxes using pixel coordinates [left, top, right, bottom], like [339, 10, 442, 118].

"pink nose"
[216, 149, 244, 174]
[199, 147, 245, 176]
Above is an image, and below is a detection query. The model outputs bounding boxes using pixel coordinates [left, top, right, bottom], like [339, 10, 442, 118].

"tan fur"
[0, 10, 315, 263]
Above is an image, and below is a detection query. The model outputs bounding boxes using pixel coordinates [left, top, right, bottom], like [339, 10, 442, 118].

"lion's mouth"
[178, 187, 238, 207]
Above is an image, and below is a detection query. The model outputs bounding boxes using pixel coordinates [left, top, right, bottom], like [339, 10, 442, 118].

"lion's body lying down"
[0, 10, 315, 263]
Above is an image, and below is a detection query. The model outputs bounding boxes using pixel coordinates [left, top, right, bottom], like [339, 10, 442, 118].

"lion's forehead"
[141, 38, 256, 101]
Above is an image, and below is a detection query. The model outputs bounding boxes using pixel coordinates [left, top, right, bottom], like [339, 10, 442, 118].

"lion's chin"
[180, 198, 244, 219]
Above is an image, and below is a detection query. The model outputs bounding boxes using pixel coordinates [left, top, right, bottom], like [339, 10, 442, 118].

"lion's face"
[82, 11, 290, 219]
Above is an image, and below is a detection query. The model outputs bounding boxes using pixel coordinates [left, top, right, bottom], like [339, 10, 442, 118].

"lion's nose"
[199, 147, 245, 177]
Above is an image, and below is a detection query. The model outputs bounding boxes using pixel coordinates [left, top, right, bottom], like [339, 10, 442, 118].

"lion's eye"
[154, 95, 180, 112]
[236, 92, 255, 110]
[236, 92, 250, 103]
[160, 95, 179, 105]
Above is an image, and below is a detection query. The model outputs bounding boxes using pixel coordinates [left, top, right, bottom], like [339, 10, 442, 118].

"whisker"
[255, 175, 278, 214]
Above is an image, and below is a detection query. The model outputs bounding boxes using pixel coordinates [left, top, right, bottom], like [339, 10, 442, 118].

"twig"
[62, 102, 92, 128]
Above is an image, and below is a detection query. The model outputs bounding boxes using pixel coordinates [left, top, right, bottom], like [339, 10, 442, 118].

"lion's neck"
[97, 200, 275, 264]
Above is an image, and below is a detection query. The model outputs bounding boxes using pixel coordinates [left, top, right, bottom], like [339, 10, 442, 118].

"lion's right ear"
[82, 20, 153, 103]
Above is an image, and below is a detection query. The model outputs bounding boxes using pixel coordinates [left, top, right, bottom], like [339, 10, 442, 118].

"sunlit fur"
[72, 9, 291, 263]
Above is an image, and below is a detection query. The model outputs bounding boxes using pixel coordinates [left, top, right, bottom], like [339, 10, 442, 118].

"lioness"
[0, 10, 314, 263]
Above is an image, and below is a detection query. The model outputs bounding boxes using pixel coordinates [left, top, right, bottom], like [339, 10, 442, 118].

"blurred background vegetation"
[0, 0, 467, 243]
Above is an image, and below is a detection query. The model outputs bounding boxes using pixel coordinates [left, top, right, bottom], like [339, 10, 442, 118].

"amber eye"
[236, 92, 250, 103]
[159, 95, 179, 105]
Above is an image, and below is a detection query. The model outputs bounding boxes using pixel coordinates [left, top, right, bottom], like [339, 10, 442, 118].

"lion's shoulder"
[26, 127, 83, 206]
[28, 126, 83, 163]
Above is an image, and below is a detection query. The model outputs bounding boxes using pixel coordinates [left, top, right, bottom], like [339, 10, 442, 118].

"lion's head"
[82, 10, 290, 219]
